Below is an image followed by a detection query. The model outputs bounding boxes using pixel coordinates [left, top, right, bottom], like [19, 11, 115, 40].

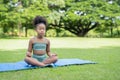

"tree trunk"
[77, 30, 89, 37]
[18, 23, 22, 37]
[116, 27, 120, 36]
[11, 26, 14, 36]
[110, 26, 113, 37]
[25, 27, 28, 37]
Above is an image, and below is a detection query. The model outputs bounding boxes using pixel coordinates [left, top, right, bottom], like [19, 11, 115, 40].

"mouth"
[40, 33, 45, 35]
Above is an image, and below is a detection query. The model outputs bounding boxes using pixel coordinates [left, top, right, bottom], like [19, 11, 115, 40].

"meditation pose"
[24, 16, 58, 67]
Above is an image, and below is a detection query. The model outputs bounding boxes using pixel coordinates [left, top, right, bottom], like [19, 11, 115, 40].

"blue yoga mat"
[0, 59, 96, 72]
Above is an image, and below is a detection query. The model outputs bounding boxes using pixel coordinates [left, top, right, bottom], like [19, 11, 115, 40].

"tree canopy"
[59, 0, 120, 36]
[0, 0, 120, 37]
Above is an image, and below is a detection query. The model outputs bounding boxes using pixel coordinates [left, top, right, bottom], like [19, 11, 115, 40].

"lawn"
[0, 37, 120, 80]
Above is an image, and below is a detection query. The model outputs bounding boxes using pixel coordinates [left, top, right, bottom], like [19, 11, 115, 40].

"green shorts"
[32, 54, 47, 62]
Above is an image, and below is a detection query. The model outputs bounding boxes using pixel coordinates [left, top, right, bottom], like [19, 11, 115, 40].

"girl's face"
[35, 23, 46, 37]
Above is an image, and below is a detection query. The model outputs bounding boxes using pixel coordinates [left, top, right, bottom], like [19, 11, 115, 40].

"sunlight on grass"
[50, 37, 120, 48]
[0, 39, 28, 50]
[0, 37, 120, 50]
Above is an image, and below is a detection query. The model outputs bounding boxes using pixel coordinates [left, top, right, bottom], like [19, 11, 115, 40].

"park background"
[0, 0, 120, 80]
[0, 0, 120, 38]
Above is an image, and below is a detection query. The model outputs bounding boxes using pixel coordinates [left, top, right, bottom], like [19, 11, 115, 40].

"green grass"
[0, 37, 120, 80]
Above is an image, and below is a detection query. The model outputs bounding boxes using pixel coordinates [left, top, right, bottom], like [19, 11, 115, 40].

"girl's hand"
[26, 52, 32, 57]
[51, 53, 57, 56]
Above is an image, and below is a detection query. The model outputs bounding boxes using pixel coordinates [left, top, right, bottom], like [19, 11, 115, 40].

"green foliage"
[46, 29, 76, 37]
[61, 0, 120, 37]
[46, 29, 57, 37]
[27, 29, 36, 37]
[48, 0, 65, 9]
[0, 0, 120, 37]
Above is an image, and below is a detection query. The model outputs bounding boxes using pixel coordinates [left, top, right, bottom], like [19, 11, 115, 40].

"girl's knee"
[53, 56, 58, 62]
[24, 56, 28, 61]
[24, 56, 31, 62]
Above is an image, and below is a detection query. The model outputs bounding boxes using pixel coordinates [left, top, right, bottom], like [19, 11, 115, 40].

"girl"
[24, 16, 58, 67]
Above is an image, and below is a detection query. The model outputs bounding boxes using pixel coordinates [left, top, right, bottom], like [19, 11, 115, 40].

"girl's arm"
[46, 39, 57, 57]
[46, 39, 52, 57]
[26, 38, 33, 57]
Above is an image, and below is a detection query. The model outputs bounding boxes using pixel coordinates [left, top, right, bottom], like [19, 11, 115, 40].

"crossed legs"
[24, 55, 58, 67]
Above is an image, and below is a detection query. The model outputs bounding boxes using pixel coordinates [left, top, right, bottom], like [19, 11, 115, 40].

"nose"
[40, 29, 45, 33]
[41, 29, 44, 32]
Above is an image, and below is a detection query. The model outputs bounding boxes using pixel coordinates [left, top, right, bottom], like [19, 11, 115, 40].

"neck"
[37, 35, 44, 39]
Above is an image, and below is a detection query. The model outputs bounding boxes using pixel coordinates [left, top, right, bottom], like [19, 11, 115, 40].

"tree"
[59, 0, 120, 37]
[94, 0, 120, 37]
[0, 0, 65, 37]
[1, 0, 120, 37]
